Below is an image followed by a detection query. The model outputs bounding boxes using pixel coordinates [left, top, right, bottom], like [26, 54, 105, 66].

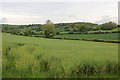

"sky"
[0, 0, 119, 24]
[0, 0, 119, 2]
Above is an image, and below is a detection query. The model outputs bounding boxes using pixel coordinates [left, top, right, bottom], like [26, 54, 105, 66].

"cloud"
[0, 17, 8, 23]
[1, 2, 118, 24]
[95, 15, 118, 24]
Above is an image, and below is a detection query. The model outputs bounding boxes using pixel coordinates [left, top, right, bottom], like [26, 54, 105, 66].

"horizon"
[0, 21, 117, 25]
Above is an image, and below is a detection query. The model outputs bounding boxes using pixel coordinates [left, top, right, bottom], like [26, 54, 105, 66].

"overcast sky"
[0, 1, 119, 24]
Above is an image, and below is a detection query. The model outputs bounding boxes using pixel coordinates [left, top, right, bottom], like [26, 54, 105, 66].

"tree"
[23, 27, 33, 36]
[68, 24, 78, 34]
[55, 28, 60, 35]
[43, 20, 55, 38]
[68, 27, 74, 34]
[100, 22, 117, 30]
[75, 24, 89, 34]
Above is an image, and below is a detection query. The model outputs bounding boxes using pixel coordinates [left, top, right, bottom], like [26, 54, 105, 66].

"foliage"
[2, 22, 119, 36]
[55, 28, 60, 35]
[43, 20, 55, 38]
[100, 22, 117, 30]
[75, 24, 89, 34]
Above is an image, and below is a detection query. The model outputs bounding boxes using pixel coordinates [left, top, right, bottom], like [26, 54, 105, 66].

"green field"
[0, 32, 1, 79]
[55, 33, 119, 40]
[2, 33, 118, 78]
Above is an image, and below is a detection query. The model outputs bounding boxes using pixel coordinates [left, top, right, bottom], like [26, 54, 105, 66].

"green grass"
[55, 33, 119, 40]
[0, 32, 2, 79]
[2, 33, 118, 78]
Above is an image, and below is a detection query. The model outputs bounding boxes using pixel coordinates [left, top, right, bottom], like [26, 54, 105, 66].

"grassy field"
[2, 33, 118, 78]
[0, 32, 2, 79]
[55, 33, 119, 40]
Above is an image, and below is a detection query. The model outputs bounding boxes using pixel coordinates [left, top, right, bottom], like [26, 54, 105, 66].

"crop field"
[2, 33, 118, 78]
[55, 33, 119, 40]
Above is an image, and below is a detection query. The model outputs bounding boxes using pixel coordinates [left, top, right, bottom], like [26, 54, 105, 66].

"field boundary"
[51, 37, 120, 43]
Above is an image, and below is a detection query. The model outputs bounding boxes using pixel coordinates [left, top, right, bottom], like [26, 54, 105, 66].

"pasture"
[2, 33, 118, 78]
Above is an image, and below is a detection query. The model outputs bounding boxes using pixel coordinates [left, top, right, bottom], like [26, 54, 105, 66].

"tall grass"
[2, 33, 118, 78]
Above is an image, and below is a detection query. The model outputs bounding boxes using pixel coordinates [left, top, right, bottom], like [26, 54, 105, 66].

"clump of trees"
[75, 24, 89, 34]
[42, 20, 55, 38]
[68, 23, 98, 34]
[100, 22, 117, 30]
[67, 22, 118, 34]
[2, 24, 43, 36]
[11, 27, 35, 36]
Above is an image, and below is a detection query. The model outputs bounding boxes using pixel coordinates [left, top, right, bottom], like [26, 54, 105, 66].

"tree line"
[1, 20, 119, 38]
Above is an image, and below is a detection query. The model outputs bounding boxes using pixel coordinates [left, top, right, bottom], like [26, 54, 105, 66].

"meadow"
[2, 33, 118, 78]
[0, 32, 2, 79]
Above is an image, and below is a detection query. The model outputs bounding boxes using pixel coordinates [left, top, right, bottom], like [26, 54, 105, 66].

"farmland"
[2, 33, 118, 78]
[55, 33, 119, 40]
[1, 2, 119, 79]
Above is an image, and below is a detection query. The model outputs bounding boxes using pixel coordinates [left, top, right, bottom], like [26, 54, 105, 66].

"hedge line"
[51, 37, 120, 43]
